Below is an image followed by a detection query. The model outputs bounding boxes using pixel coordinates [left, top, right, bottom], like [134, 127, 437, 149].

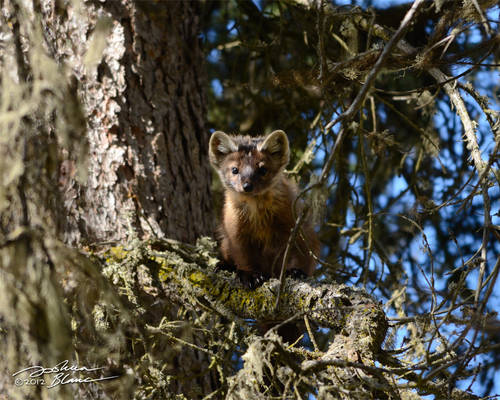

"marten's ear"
[258, 130, 290, 168]
[209, 131, 238, 167]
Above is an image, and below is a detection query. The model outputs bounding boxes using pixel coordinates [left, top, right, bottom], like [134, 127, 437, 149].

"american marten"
[209, 130, 318, 287]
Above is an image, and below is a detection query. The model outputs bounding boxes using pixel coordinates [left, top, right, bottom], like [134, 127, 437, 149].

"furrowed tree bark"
[44, 0, 215, 245]
[0, 0, 216, 398]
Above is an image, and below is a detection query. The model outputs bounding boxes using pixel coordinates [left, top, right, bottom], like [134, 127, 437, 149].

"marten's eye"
[231, 167, 239, 175]
[258, 166, 267, 176]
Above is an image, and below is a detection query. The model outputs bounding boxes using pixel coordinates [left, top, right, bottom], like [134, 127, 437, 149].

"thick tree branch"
[102, 238, 386, 346]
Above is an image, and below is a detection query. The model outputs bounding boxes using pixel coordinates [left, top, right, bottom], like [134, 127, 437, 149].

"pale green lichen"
[189, 270, 209, 286]
[108, 245, 127, 261]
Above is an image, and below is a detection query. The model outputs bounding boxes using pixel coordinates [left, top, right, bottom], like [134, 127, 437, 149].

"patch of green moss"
[189, 271, 208, 286]
[103, 246, 129, 264]
[158, 262, 174, 282]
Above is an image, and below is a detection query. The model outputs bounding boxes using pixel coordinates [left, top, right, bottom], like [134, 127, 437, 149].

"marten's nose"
[243, 182, 253, 192]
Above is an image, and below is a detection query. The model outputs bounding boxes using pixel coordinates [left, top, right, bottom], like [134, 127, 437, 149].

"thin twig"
[275, 207, 308, 310]
[324, 0, 426, 132]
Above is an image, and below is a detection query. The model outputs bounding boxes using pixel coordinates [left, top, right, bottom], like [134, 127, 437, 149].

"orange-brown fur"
[209, 130, 318, 279]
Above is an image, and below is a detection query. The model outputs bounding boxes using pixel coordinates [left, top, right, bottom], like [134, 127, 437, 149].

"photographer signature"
[12, 360, 119, 388]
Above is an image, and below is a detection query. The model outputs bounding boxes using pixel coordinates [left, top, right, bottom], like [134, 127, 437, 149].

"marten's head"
[209, 130, 290, 195]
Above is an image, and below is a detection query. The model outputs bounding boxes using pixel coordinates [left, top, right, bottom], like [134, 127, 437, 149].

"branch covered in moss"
[102, 237, 386, 345]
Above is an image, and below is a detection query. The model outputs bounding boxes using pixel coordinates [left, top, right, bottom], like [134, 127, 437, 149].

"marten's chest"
[235, 196, 292, 243]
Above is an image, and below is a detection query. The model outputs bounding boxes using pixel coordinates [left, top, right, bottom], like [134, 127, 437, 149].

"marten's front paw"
[215, 260, 236, 273]
[237, 270, 269, 289]
[286, 268, 308, 280]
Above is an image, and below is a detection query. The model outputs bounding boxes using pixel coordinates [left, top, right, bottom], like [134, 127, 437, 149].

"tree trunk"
[0, 0, 216, 398]
[49, 0, 214, 245]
